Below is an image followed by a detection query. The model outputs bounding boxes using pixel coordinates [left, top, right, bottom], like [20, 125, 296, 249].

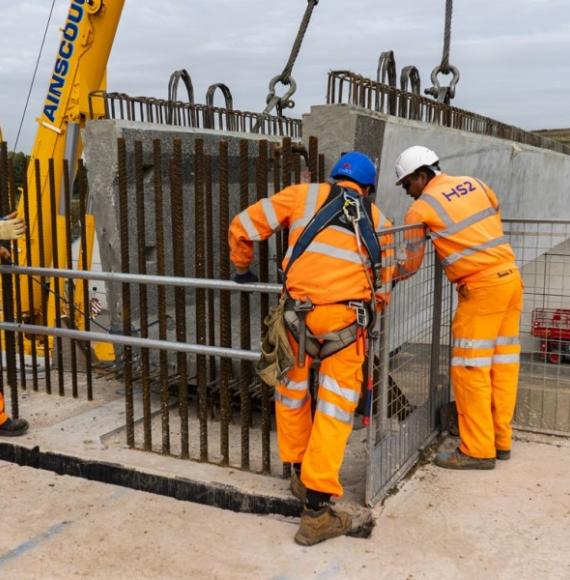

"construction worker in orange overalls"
[229, 152, 394, 545]
[394, 146, 522, 470]
[0, 212, 29, 437]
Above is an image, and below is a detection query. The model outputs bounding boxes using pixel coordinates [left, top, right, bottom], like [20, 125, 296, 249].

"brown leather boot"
[0, 418, 29, 437]
[294, 506, 352, 546]
[496, 449, 511, 461]
[435, 448, 495, 470]
[290, 469, 306, 502]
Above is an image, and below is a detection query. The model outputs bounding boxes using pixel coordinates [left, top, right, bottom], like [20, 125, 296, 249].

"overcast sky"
[1, 0, 569, 151]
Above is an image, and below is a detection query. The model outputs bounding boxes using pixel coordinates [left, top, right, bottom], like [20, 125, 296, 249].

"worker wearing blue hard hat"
[229, 150, 394, 545]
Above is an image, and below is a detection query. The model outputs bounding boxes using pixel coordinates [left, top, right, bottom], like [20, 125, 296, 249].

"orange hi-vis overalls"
[404, 173, 522, 459]
[229, 180, 393, 496]
[0, 392, 7, 426]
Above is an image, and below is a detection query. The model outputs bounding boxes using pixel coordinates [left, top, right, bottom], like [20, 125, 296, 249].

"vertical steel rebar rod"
[218, 140, 231, 466]
[239, 139, 251, 469]
[34, 159, 52, 394]
[318, 153, 325, 183]
[63, 160, 79, 397]
[0, 143, 18, 416]
[308, 136, 318, 182]
[134, 142, 152, 450]
[118, 139, 135, 446]
[6, 152, 27, 392]
[257, 139, 271, 474]
[170, 139, 189, 459]
[205, 155, 217, 407]
[194, 139, 208, 461]
[153, 139, 170, 455]
[0, 146, 5, 398]
[21, 165, 38, 391]
[78, 161, 93, 400]
[272, 144, 283, 267]
[293, 151, 301, 185]
[48, 159, 65, 396]
[281, 138, 293, 256]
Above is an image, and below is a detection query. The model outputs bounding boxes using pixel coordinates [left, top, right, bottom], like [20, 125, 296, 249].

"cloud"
[1, 0, 569, 150]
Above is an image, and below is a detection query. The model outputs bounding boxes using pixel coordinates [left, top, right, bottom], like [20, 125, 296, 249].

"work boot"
[294, 505, 352, 546]
[434, 448, 495, 470]
[0, 418, 29, 437]
[496, 449, 511, 461]
[290, 469, 307, 502]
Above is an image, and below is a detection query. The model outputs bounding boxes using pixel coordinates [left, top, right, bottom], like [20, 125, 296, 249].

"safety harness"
[282, 184, 382, 365]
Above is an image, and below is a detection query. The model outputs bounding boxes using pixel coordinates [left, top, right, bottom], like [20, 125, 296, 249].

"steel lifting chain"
[425, 0, 460, 104]
[261, 0, 319, 118]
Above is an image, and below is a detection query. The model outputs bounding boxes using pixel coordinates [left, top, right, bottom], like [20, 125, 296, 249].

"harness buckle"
[348, 301, 369, 328]
[342, 192, 361, 223]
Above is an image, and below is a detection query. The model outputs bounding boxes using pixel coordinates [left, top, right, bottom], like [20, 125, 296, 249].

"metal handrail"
[0, 265, 282, 294]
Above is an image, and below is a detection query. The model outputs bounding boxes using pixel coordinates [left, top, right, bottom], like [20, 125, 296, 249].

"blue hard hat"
[330, 151, 377, 189]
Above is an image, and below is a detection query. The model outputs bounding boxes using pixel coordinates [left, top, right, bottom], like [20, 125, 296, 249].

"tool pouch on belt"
[255, 294, 295, 387]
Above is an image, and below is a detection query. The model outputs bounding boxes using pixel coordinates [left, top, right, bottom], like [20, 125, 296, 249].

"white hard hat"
[394, 146, 440, 185]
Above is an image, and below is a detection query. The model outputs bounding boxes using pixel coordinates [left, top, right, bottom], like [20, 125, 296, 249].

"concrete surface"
[303, 104, 570, 225]
[0, 376, 368, 508]
[1, 432, 568, 579]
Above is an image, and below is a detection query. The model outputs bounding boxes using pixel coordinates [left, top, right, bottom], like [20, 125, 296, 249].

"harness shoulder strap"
[284, 184, 383, 279]
[283, 184, 343, 277]
[358, 196, 382, 269]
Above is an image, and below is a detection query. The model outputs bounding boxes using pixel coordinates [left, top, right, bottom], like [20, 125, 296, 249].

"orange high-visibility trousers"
[274, 304, 364, 497]
[0, 392, 7, 425]
[451, 269, 523, 458]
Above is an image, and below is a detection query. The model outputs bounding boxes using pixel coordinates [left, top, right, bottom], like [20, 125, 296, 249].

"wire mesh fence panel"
[366, 224, 452, 505]
[504, 219, 570, 435]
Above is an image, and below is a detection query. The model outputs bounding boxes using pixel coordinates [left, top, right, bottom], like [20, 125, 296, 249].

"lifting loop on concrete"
[205, 83, 235, 131]
[425, 0, 460, 104]
[400, 66, 421, 95]
[400, 65, 422, 119]
[377, 50, 397, 88]
[376, 50, 397, 115]
[205, 83, 234, 111]
[167, 69, 195, 125]
[260, 0, 319, 119]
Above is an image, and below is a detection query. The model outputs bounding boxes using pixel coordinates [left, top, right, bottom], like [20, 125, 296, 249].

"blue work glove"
[233, 270, 259, 284]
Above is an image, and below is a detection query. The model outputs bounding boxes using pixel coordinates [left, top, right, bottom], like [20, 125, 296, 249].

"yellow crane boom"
[17, 0, 125, 318]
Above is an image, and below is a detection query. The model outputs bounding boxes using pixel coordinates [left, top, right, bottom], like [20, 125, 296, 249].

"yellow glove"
[0, 213, 25, 240]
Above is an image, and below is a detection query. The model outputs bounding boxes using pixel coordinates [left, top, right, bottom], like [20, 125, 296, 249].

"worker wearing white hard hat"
[394, 145, 522, 470]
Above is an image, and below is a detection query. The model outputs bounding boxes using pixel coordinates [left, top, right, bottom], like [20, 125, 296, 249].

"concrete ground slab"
[0, 433, 569, 579]
[0, 375, 368, 511]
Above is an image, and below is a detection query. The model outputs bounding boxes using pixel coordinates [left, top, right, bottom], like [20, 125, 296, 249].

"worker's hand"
[0, 212, 25, 240]
[0, 246, 11, 261]
[233, 270, 259, 284]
